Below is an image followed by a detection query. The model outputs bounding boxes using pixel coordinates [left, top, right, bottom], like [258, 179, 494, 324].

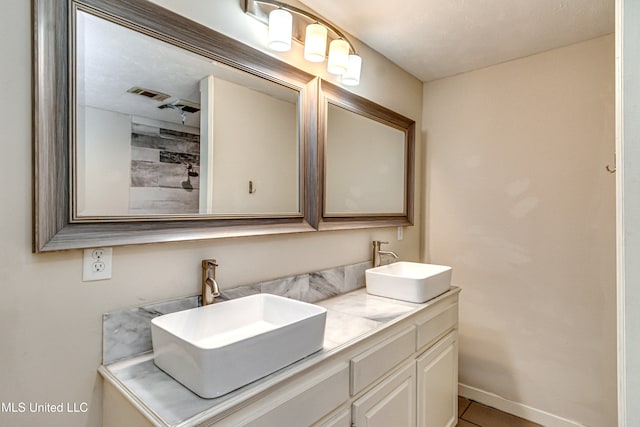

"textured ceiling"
[297, 0, 614, 82]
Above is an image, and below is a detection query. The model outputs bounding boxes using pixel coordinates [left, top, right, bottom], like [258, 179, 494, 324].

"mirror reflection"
[324, 103, 407, 215]
[75, 10, 301, 219]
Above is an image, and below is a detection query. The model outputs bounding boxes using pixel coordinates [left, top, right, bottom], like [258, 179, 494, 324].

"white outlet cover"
[83, 247, 113, 281]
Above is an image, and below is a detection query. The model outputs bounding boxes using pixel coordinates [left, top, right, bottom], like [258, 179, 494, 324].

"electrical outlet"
[91, 248, 105, 259]
[83, 247, 112, 281]
[397, 226, 404, 241]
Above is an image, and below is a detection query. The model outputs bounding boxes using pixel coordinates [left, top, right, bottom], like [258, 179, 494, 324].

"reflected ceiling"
[77, 11, 298, 127]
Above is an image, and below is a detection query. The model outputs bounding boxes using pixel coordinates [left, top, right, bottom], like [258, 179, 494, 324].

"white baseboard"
[458, 383, 587, 427]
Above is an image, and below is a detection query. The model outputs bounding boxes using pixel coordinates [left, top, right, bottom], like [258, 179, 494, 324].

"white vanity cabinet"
[348, 296, 459, 427]
[101, 289, 460, 427]
[348, 331, 458, 427]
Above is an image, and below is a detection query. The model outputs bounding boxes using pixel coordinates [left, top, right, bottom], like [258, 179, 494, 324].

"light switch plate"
[82, 247, 112, 281]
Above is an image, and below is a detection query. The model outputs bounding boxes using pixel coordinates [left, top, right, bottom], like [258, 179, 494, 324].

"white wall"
[423, 35, 616, 426]
[212, 78, 299, 214]
[0, 1, 423, 426]
[617, 0, 640, 425]
[77, 106, 131, 216]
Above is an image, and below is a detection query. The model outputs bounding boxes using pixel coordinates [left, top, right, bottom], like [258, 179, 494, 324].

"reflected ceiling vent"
[158, 100, 201, 113]
[126, 86, 171, 101]
[158, 100, 201, 124]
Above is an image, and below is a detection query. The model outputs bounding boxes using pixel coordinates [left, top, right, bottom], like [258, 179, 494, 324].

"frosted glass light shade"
[341, 54, 362, 86]
[304, 24, 327, 62]
[327, 39, 350, 75]
[268, 9, 292, 52]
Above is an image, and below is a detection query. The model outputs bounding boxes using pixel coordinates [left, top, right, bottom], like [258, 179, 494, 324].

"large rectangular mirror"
[75, 10, 301, 219]
[33, 0, 318, 252]
[318, 80, 415, 230]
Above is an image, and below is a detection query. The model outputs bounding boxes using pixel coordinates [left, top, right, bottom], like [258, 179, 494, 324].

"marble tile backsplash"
[102, 261, 371, 364]
[103, 296, 200, 365]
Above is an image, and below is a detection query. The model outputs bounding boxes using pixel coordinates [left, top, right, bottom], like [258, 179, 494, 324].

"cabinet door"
[352, 360, 416, 427]
[416, 331, 458, 427]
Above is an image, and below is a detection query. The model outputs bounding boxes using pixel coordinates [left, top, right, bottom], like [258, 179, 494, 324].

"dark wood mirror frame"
[32, 0, 319, 252]
[317, 80, 415, 231]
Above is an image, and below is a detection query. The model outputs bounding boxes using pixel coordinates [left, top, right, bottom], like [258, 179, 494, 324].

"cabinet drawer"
[416, 303, 457, 350]
[222, 363, 349, 427]
[313, 407, 351, 427]
[350, 325, 416, 395]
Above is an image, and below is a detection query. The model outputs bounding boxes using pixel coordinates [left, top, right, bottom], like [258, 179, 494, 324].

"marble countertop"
[99, 287, 459, 426]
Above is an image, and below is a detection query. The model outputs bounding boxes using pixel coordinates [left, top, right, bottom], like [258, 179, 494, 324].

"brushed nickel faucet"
[201, 259, 220, 305]
[372, 240, 399, 267]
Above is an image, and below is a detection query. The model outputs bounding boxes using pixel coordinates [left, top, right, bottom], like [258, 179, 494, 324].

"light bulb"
[268, 9, 292, 52]
[304, 23, 327, 62]
[341, 54, 362, 86]
[327, 39, 350, 75]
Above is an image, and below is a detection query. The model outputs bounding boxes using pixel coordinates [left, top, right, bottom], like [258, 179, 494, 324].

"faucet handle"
[373, 240, 389, 248]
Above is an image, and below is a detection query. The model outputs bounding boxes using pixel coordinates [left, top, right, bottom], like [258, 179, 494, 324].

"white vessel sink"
[151, 293, 327, 398]
[365, 261, 452, 303]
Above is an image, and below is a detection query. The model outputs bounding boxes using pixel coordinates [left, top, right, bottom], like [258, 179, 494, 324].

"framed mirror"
[33, 0, 318, 252]
[318, 80, 415, 230]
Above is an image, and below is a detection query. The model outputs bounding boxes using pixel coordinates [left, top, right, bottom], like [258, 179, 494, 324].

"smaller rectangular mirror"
[318, 81, 415, 230]
[325, 103, 406, 215]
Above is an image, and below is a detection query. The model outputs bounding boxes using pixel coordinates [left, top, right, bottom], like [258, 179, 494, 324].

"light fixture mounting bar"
[244, 0, 358, 55]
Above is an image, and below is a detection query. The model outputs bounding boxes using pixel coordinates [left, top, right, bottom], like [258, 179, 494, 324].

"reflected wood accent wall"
[129, 124, 201, 215]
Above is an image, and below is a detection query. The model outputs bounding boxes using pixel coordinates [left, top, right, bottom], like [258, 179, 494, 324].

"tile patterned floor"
[458, 397, 543, 427]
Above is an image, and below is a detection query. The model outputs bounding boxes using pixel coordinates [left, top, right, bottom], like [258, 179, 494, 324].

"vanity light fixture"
[244, 0, 362, 85]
